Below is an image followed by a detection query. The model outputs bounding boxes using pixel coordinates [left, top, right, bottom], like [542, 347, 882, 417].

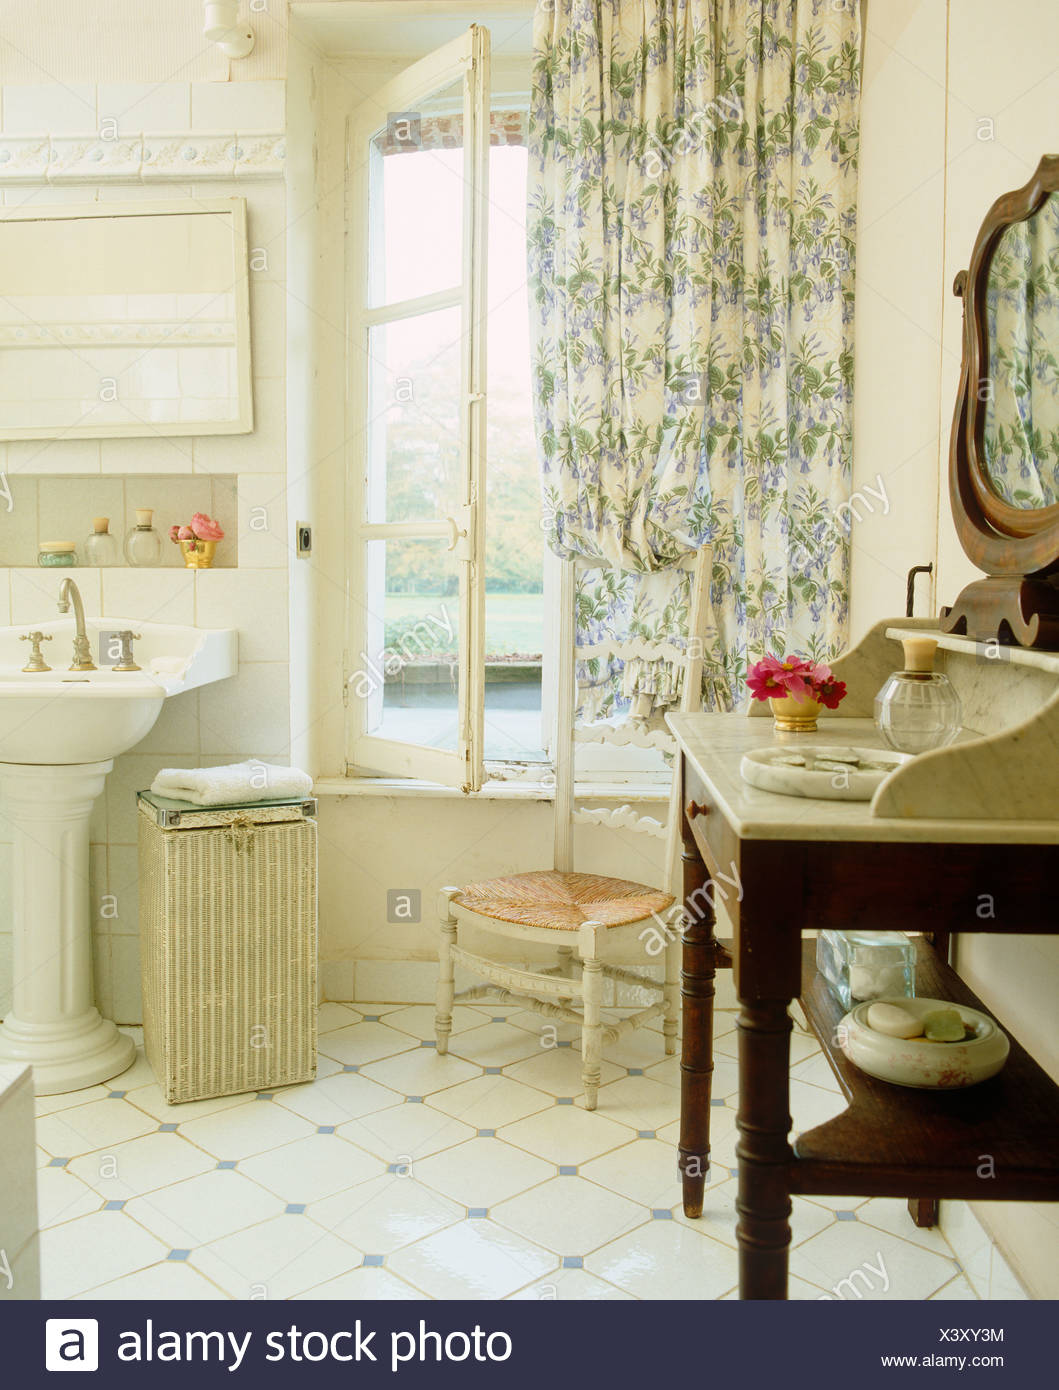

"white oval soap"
[865, 1001, 924, 1039]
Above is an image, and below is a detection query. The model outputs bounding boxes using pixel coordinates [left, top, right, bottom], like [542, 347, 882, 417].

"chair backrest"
[552, 546, 714, 896]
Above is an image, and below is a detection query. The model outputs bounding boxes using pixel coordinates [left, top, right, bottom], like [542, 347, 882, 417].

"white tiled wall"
[0, 77, 291, 1023]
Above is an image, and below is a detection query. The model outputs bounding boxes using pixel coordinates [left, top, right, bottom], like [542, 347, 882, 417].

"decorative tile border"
[0, 132, 285, 184]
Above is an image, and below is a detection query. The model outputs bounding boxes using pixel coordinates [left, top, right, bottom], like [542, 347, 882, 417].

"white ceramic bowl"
[838, 996, 1009, 1090]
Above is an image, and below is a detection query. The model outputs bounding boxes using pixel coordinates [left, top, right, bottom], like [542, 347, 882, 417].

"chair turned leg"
[663, 933, 680, 1057]
[435, 888, 459, 1056]
[579, 921, 604, 1111]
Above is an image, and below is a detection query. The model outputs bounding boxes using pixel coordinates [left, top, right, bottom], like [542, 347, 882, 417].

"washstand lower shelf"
[792, 937, 1059, 1203]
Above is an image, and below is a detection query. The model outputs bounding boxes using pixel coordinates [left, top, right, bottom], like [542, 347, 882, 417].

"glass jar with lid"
[38, 541, 78, 567]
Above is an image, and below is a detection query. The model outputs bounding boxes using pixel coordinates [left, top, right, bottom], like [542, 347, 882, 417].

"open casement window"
[346, 27, 490, 789]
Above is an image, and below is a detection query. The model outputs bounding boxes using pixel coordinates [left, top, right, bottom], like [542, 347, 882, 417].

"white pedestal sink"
[0, 611, 237, 1094]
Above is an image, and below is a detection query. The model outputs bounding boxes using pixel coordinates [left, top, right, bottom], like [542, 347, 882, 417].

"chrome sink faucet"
[57, 578, 97, 671]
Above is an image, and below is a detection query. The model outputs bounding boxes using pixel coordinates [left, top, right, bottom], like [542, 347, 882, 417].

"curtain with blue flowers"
[528, 0, 861, 715]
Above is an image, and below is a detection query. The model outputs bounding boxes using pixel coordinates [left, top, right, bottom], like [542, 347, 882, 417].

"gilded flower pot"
[180, 539, 218, 569]
[769, 694, 822, 732]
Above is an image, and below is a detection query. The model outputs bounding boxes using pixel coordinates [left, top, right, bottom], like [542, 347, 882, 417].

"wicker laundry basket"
[137, 790, 318, 1104]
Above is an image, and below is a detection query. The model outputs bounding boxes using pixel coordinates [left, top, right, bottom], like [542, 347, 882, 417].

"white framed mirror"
[0, 197, 253, 439]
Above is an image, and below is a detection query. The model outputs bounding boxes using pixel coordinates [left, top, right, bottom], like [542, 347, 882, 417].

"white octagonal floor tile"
[387, 1219, 555, 1299]
[498, 1105, 635, 1167]
[339, 1103, 475, 1164]
[36, 1166, 101, 1228]
[414, 1137, 553, 1209]
[448, 1022, 546, 1067]
[580, 1075, 680, 1130]
[427, 1074, 553, 1130]
[189, 1214, 361, 1300]
[123, 1168, 286, 1248]
[67, 1131, 215, 1200]
[271, 1070, 400, 1127]
[237, 1132, 385, 1203]
[505, 1048, 622, 1096]
[791, 1222, 958, 1301]
[491, 1175, 647, 1256]
[317, 1022, 419, 1066]
[585, 1218, 739, 1300]
[508, 1267, 635, 1300]
[358, 1048, 480, 1096]
[36, 1098, 158, 1156]
[39, 1210, 170, 1299]
[310, 1172, 464, 1254]
[75, 1260, 229, 1300]
[176, 1099, 316, 1159]
[294, 1266, 425, 1300]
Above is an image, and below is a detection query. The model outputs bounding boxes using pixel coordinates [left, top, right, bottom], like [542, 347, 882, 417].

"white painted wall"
[854, 0, 1059, 1300]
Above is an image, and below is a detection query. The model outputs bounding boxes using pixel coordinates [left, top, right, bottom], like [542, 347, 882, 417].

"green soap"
[923, 1008, 966, 1042]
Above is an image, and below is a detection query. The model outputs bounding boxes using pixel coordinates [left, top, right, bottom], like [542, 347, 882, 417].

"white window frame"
[344, 26, 490, 790]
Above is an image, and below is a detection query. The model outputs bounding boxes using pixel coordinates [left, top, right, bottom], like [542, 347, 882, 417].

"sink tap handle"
[20, 630, 53, 673]
[112, 630, 142, 672]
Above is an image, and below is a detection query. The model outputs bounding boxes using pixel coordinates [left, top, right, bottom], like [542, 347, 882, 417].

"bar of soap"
[922, 1008, 966, 1042]
[772, 754, 806, 766]
[866, 1001, 924, 1038]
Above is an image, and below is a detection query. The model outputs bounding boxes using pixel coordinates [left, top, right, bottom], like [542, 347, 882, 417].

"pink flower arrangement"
[169, 512, 225, 552]
[746, 654, 847, 710]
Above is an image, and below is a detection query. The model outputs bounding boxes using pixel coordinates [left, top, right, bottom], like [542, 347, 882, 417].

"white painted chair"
[435, 548, 713, 1109]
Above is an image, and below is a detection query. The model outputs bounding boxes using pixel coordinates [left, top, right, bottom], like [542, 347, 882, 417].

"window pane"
[360, 538, 461, 752]
[366, 306, 463, 523]
[483, 143, 545, 761]
[368, 79, 465, 307]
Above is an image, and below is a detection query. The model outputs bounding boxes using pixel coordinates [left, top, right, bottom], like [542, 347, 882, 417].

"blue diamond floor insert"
[558, 1166, 578, 1176]
[158, 1123, 178, 1132]
[557, 1040, 573, 1048]
[362, 1015, 380, 1022]
[405, 1096, 423, 1104]
[711, 1098, 726, 1106]
[420, 1040, 436, 1048]
[363, 1255, 384, 1268]
[651, 1209, 673, 1220]
[484, 1067, 502, 1075]
[835, 1210, 858, 1221]
[107, 1091, 126, 1099]
[627, 1068, 644, 1075]
[555, 1097, 574, 1105]
[317, 1125, 336, 1134]
[467, 1208, 488, 1219]
[637, 1130, 655, 1139]
[167, 1250, 190, 1262]
[285, 1204, 306, 1215]
[343, 1064, 359, 1073]
[48, 1158, 69, 1167]
[103, 1200, 125, 1211]
[491, 1017, 506, 1023]
[255, 1093, 274, 1101]
[216, 1160, 237, 1170]
[477, 1129, 495, 1137]
[561, 1257, 583, 1269]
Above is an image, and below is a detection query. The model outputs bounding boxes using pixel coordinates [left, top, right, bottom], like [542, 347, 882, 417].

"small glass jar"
[38, 540, 78, 567]
[816, 929, 917, 1011]
[84, 517, 120, 567]
[124, 507, 163, 567]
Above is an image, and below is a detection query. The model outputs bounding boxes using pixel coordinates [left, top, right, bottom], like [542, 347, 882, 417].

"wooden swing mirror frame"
[941, 153, 1059, 648]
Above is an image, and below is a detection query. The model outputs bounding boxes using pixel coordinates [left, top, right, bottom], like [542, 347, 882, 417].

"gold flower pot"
[180, 539, 218, 569]
[769, 694, 822, 732]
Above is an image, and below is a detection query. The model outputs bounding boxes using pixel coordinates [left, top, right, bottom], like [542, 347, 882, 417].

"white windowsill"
[312, 777, 669, 801]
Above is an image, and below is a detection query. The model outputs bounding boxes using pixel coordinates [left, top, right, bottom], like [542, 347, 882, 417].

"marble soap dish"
[740, 745, 912, 801]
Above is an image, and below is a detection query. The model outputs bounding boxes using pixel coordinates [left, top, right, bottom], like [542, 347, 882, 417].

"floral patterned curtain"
[527, 0, 861, 716]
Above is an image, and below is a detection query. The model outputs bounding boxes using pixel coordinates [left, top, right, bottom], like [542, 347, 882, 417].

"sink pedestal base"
[0, 760, 135, 1095]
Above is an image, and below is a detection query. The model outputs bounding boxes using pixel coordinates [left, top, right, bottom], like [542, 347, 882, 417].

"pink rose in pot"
[190, 512, 224, 542]
[169, 524, 181, 542]
[177, 525, 194, 540]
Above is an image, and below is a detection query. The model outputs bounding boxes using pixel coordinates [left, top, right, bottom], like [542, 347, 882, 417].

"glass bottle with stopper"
[84, 517, 120, 567]
[124, 508, 163, 567]
[874, 635, 962, 754]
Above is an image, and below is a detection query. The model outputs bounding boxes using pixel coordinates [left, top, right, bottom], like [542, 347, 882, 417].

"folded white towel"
[151, 760, 313, 808]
